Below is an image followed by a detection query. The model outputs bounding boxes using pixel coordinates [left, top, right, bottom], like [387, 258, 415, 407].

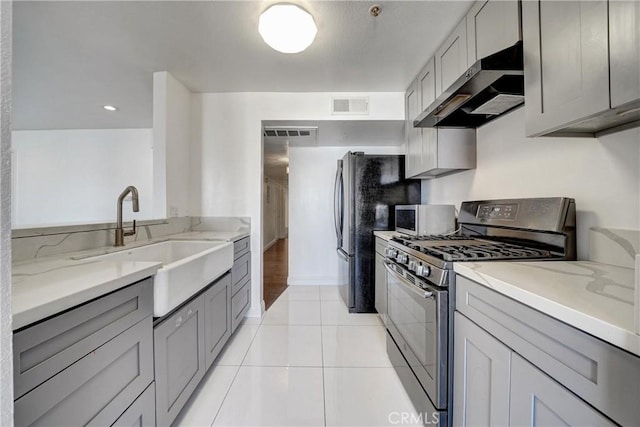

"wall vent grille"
[332, 97, 369, 115]
[263, 127, 318, 139]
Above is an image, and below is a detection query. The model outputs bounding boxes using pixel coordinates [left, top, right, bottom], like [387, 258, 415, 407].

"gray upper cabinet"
[453, 312, 510, 427]
[435, 18, 468, 98]
[609, 0, 640, 109]
[523, 0, 640, 136]
[509, 354, 616, 426]
[466, 0, 521, 65]
[405, 80, 422, 179]
[406, 56, 477, 179]
[523, 0, 609, 136]
[419, 58, 437, 110]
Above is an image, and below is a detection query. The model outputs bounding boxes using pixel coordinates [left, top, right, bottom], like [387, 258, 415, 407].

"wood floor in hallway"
[263, 238, 288, 309]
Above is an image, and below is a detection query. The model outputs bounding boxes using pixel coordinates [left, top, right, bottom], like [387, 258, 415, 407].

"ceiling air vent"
[332, 97, 369, 115]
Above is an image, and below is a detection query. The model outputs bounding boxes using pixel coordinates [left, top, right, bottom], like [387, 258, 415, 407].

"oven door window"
[386, 267, 447, 408]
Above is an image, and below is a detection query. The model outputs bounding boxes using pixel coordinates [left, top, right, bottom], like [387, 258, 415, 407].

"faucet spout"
[115, 185, 140, 247]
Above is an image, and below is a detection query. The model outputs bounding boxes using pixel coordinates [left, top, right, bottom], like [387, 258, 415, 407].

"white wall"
[422, 108, 640, 260]
[190, 92, 404, 316]
[153, 71, 192, 218]
[0, 0, 12, 422]
[288, 145, 402, 285]
[11, 129, 154, 227]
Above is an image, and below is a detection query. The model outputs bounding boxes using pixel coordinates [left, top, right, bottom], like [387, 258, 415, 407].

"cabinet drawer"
[14, 317, 154, 427]
[456, 274, 640, 426]
[375, 237, 387, 256]
[154, 295, 205, 427]
[231, 280, 251, 333]
[233, 237, 250, 259]
[13, 278, 153, 399]
[112, 382, 156, 427]
[231, 251, 251, 294]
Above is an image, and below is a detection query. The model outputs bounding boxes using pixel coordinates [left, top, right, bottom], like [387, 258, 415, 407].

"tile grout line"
[209, 317, 264, 427]
[319, 291, 328, 427]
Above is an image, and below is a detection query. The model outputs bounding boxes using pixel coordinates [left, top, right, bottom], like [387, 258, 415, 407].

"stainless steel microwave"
[395, 204, 456, 236]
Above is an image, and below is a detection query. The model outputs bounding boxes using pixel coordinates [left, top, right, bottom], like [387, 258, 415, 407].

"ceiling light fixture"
[103, 105, 117, 111]
[258, 4, 317, 54]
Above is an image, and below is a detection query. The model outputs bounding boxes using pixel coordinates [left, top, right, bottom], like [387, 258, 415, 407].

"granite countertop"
[373, 230, 397, 241]
[11, 229, 250, 331]
[454, 261, 639, 356]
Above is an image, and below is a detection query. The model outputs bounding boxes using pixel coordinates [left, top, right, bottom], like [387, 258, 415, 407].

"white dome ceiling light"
[258, 4, 317, 54]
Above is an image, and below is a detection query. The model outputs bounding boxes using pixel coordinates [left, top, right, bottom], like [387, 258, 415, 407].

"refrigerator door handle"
[337, 248, 349, 261]
[334, 162, 343, 248]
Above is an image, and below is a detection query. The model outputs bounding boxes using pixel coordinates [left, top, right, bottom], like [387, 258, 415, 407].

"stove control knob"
[397, 253, 408, 264]
[408, 260, 416, 271]
[386, 248, 397, 259]
[416, 265, 431, 278]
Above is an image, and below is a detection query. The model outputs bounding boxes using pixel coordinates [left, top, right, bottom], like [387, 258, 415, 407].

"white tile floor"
[173, 285, 421, 427]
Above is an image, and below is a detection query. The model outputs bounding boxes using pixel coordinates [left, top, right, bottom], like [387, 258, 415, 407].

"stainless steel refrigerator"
[334, 152, 421, 313]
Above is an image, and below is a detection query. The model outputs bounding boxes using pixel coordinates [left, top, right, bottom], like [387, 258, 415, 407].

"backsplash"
[590, 228, 639, 269]
[11, 216, 250, 263]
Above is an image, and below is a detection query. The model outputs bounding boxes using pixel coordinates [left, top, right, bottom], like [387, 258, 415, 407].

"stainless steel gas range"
[383, 197, 576, 426]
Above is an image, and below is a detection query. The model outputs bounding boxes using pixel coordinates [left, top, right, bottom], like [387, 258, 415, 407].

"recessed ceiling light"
[258, 4, 317, 54]
[103, 105, 117, 111]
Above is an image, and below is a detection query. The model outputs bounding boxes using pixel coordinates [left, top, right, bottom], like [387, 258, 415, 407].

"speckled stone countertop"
[454, 261, 638, 356]
[11, 229, 250, 331]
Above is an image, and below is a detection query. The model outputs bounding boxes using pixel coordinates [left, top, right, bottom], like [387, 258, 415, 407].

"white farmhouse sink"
[90, 240, 234, 317]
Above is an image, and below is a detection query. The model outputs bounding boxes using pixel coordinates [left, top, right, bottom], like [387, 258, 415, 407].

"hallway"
[263, 238, 288, 309]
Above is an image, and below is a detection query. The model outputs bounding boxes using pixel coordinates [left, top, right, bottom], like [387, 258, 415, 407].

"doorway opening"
[262, 126, 303, 308]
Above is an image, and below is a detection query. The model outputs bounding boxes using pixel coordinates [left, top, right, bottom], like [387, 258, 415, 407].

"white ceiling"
[13, 0, 473, 130]
[263, 119, 404, 185]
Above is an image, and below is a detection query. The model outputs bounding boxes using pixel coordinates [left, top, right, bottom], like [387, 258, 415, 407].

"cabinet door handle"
[175, 316, 183, 327]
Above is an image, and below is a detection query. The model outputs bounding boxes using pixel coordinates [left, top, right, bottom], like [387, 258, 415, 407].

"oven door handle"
[384, 261, 435, 299]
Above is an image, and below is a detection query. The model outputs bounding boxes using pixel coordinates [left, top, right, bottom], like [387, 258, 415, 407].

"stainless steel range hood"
[415, 41, 524, 128]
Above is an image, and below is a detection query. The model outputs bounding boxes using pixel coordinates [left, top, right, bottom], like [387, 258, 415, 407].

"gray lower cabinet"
[113, 383, 156, 427]
[13, 279, 154, 427]
[14, 317, 154, 427]
[231, 251, 251, 295]
[204, 273, 232, 370]
[453, 312, 510, 427]
[374, 237, 387, 323]
[231, 237, 251, 333]
[154, 295, 206, 427]
[455, 274, 640, 426]
[231, 280, 251, 333]
[509, 354, 616, 426]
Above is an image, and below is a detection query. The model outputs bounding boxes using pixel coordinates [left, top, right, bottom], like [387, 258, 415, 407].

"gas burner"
[422, 242, 553, 262]
[391, 234, 468, 244]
